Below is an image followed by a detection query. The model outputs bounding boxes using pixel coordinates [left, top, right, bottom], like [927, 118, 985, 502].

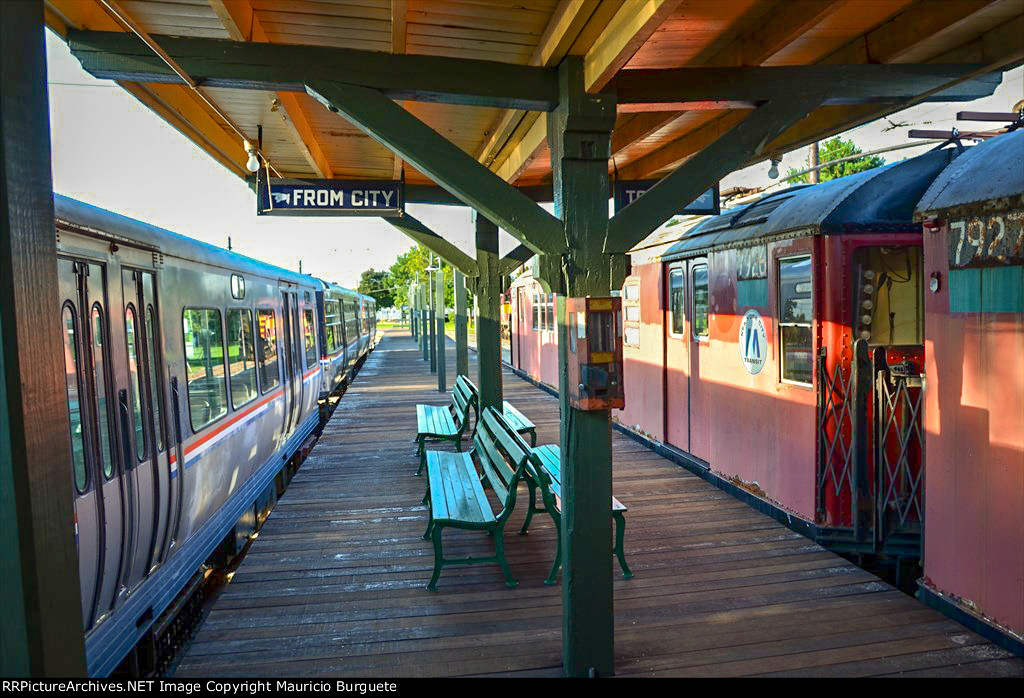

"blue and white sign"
[257, 177, 403, 217]
[613, 180, 719, 215]
[739, 309, 767, 375]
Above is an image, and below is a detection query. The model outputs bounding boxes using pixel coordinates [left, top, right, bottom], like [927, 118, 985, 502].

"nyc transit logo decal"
[739, 309, 767, 375]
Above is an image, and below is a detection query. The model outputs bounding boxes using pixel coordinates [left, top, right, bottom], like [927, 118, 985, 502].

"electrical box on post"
[565, 296, 625, 410]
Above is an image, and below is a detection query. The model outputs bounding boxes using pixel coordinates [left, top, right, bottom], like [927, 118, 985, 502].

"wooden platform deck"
[174, 330, 1024, 678]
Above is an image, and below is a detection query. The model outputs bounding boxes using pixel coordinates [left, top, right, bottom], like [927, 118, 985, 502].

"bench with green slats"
[520, 443, 632, 585]
[501, 400, 536, 447]
[421, 406, 530, 591]
[415, 374, 478, 475]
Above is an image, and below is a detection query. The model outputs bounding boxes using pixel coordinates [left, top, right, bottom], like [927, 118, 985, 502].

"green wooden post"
[454, 270, 469, 378]
[420, 283, 428, 361]
[546, 57, 618, 678]
[435, 263, 446, 392]
[0, 0, 86, 676]
[428, 258, 436, 372]
[474, 212, 503, 412]
[410, 283, 417, 339]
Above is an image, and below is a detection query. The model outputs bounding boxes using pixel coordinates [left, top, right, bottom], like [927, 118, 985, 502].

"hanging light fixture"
[767, 153, 782, 179]
[244, 140, 260, 173]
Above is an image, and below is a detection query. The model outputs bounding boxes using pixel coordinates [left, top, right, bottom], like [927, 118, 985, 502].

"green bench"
[415, 375, 478, 475]
[501, 400, 537, 447]
[520, 443, 633, 585]
[421, 406, 530, 591]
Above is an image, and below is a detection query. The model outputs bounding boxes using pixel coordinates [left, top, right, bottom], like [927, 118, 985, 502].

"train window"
[547, 294, 555, 331]
[853, 247, 923, 346]
[532, 293, 539, 330]
[230, 274, 245, 300]
[303, 308, 317, 366]
[324, 300, 341, 354]
[692, 264, 709, 339]
[625, 284, 640, 302]
[669, 267, 685, 336]
[227, 309, 257, 409]
[346, 301, 358, 341]
[256, 308, 280, 393]
[145, 305, 164, 452]
[626, 306, 640, 322]
[62, 304, 88, 493]
[90, 304, 114, 479]
[778, 256, 813, 385]
[182, 308, 229, 430]
[625, 327, 640, 347]
[125, 305, 147, 459]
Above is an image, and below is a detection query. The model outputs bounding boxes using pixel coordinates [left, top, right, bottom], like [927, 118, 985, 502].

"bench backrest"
[472, 406, 530, 522]
[451, 375, 479, 431]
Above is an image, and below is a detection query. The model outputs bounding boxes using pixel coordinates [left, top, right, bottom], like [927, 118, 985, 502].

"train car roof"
[55, 194, 323, 289]
[322, 282, 362, 299]
[915, 129, 1024, 214]
[662, 147, 958, 261]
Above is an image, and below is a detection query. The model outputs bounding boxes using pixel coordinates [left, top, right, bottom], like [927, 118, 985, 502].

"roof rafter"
[490, 0, 678, 182]
[68, 30, 560, 110]
[209, 0, 333, 179]
[391, 0, 407, 181]
[475, 0, 599, 170]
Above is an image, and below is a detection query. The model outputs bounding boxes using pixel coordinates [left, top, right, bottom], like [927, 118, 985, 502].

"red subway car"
[509, 135, 1023, 650]
[915, 129, 1023, 648]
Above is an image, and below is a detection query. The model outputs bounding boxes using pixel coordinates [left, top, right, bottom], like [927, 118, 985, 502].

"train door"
[120, 268, 170, 587]
[280, 287, 303, 438]
[664, 263, 690, 450]
[58, 256, 126, 628]
[688, 258, 712, 461]
[125, 269, 175, 569]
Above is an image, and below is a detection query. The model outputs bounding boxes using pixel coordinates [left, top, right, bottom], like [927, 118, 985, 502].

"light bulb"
[244, 140, 260, 173]
[768, 163, 779, 179]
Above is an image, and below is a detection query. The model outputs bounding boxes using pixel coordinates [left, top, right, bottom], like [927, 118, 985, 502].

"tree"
[358, 268, 395, 308]
[785, 137, 885, 184]
[388, 244, 464, 310]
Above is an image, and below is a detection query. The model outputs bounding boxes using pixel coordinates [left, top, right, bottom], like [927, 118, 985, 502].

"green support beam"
[545, 57, 619, 678]
[306, 81, 566, 256]
[473, 213, 503, 413]
[0, 0, 86, 676]
[428, 257, 436, 373]
[604, 97, 822, 254]
[68, 30, 559, 110]
[454, 270, 469, 379]
[499, 243, 534, 277]
[435, 263, 447, 392]
[420, 282, 429, 362]
[386, 214, 478, 277]
[409, 284, 418, 340]
[610, 63, 998, 106]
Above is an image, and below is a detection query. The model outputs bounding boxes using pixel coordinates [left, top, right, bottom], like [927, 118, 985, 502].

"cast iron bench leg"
[545, 511, 562, 586]
[494, 528, 518, 589]
[427, 525, 444, 592]
[416, 437, 426, 476]
[519, 479, 538, 535]
[614, 511, 633, 579]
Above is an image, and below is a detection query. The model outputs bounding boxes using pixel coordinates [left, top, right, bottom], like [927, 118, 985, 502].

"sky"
[45, 30, 1022, 290]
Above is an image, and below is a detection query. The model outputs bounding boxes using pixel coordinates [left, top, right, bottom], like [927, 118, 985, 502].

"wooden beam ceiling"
[623, 0, 1021, 179]
[489, 0, 680, 183]
[209, 0, 333, 179]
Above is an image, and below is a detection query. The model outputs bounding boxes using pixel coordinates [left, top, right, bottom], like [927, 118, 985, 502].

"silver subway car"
[316, 282, 374, 399]
[54, 195, 358, 675]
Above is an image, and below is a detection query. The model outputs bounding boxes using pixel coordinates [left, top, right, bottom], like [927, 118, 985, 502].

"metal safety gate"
[816, 339, 925, 557]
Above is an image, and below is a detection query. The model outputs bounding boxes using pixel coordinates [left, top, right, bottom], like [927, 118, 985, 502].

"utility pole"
[809, 141, 820, 184]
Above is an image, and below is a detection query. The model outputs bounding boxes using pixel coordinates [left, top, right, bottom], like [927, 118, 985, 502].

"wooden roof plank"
[209, 0, 334, 178]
